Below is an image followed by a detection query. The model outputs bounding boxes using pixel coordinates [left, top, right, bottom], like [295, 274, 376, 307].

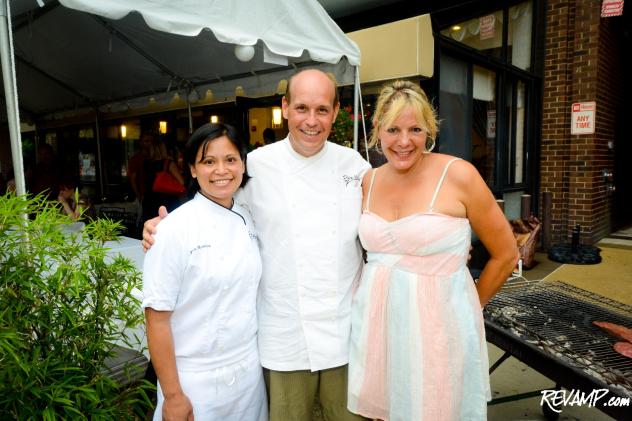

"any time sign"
[571, 102, 596, 135]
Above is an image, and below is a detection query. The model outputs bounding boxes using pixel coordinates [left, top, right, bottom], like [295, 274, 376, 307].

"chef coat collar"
[284, 135, 329, 162]
[194, 192, 246, 225]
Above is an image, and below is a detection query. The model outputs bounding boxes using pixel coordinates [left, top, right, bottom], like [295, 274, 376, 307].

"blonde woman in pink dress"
[347, 80, 518, 421]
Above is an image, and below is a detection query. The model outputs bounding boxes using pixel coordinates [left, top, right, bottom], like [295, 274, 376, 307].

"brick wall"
[541, 0, 622, 244]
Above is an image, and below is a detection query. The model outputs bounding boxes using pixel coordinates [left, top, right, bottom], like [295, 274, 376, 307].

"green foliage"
[0, 193, 153, 419]
[330, 108, 354, 148]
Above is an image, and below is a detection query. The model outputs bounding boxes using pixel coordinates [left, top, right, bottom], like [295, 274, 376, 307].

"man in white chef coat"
[144, 69, 370, 421]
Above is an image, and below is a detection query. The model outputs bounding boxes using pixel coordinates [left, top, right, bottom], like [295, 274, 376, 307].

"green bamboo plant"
[0, 193, 152, 419]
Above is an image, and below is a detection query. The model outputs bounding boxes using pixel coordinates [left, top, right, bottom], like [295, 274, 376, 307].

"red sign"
[479, 15, 495, 40]
[571, 102, 596, 135]
[601, 0, 624, 17]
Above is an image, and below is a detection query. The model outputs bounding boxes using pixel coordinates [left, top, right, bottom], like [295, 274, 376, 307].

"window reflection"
[472, 66, 497, 186]
[509, 2, 533, 71]
[505, 79, 527, 185]
[440, 1, 533, 71]
[440, 10, 504, 60]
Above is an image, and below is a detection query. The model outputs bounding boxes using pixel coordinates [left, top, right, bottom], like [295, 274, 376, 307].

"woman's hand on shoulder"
[142, 206, 169, 252]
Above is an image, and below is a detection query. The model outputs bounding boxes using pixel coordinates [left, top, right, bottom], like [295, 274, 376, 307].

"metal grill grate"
[485, 280, 632, 394]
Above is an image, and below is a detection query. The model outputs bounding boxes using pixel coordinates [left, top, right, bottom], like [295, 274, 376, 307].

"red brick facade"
[541, 0, 623, 243]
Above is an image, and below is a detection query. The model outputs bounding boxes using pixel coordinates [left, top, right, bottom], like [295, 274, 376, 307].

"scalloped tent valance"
[2, 0, 361, 195]
[7, 0, 359, 118]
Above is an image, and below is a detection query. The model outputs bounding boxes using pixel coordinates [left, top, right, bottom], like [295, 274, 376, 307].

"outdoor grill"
[484, 280, 632, 420]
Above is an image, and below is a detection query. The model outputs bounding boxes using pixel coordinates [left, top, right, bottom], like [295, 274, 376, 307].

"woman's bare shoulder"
[426, 154, 482, 193]
[361, 163, 386, 184]
[433, 154, 475, 174]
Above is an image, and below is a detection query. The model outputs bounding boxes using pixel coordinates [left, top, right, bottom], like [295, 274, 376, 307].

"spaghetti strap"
[428, 158, 461, 212]
[364, 169, 378, 212]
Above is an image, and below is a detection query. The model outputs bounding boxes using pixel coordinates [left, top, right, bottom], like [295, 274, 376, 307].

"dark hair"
[59, 176, 78, 190]
[183, 123, 250, 199]
[262, 128, 276, 144]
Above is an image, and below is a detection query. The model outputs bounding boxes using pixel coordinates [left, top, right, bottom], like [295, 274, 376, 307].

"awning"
[347, 14, 434, 84]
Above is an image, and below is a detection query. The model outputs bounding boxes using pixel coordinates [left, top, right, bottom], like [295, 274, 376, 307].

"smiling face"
[189, 135, 245, 207]
[379, 106, 428, 173]
[282, 70, 339, 157]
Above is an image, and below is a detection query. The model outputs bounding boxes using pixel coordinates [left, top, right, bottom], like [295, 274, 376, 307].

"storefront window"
[508, 1, 533, 71]
[472, 65, 497, 186]
[438, 56, 499, 187]
[77, 127, 97, 184]
[439, 1, 533, 71]
[506, 79, 527, 185]
[440, 10, 503, 60]
[438, 55, 470, 159]
[102, 120, 140, 198]
[438, 1, 535, 195]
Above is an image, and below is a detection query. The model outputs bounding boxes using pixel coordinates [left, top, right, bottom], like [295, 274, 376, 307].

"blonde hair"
[369, 80, 439, 148]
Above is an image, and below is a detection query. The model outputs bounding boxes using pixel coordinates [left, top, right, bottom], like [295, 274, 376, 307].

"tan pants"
[264, 365, 369, 421]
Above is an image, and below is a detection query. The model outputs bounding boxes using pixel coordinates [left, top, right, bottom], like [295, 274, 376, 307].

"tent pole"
[353, 65, 359, 151]
[186, 91, 193, 134]
[0, 0, 26, 195]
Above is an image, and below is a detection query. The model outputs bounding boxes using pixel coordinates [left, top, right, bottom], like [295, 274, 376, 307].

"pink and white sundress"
[348, 158, 491, 421]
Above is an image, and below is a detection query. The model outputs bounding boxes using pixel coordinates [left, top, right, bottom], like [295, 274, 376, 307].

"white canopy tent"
[0, 0, 362, 196]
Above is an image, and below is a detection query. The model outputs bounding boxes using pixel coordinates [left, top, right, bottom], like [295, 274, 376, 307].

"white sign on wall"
[571, 102, 596, 135]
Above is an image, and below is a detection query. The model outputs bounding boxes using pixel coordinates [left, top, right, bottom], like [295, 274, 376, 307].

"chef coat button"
[223, 285, 229, 290]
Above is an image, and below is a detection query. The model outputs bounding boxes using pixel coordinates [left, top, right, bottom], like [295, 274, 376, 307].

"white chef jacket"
[142, 193, 262, 371]
[237, 138, 370, 371]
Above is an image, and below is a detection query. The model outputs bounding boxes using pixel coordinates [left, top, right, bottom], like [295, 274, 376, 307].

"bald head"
[281, 68, 340, 157]
[285, 69, 339, 108]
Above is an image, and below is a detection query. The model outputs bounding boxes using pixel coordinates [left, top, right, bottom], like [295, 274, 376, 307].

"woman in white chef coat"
[142, 123, 267, 421]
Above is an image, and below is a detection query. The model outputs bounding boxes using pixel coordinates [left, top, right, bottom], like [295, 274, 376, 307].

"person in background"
[30, 143, 61, 200]
[128, 132, 154, 204]
[57, 177, 94, 222]
[347, 80, 518, 421]
[6, 176, 16, 194]
[143, 123, 267, 420]
[143, 69, 370, 421]
[262, 128, 276, 145]
[138, 133, 184, 222]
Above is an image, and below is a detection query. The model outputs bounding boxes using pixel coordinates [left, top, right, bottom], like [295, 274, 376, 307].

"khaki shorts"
[264, 365, 368, 421]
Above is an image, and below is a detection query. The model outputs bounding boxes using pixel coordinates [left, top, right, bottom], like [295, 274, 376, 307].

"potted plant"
[330, 107, 354, 148]
[0, 193, 152, 419]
